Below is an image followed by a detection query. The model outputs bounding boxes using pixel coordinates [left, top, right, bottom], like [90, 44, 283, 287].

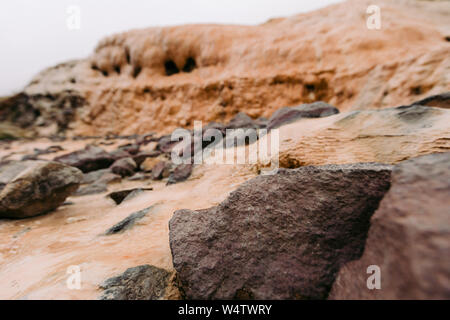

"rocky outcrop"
[99, 265, 178, 300]
[329, 152, 450, 300]
[257, 104, 450, 171]
[267, 102, 339, 131]
[169, 163, 392, 299]
[8, 0, 448, 136]
[0, 161, 82, 219]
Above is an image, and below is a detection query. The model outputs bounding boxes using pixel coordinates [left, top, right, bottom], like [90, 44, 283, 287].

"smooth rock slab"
[169, 163, 392, 299]
[0, 161, 83, 219]
[329, 153, 450, 299]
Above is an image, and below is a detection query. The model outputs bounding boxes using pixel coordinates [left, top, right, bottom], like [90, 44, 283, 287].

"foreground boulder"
[329, 153, 450, 300]
[267, 101, 339, 131]
[169, 163, 392, 299]
[0, 161, 83, 219]
[54, 145, 115, 173]
[99, 265, 178, 300]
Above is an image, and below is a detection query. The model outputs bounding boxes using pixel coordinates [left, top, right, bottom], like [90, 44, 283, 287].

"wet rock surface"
[169, 163, 392, 299]
[329, 153, 450, 300]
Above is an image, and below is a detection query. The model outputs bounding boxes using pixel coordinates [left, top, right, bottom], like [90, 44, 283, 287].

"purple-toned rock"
[151, 161, 171, 180]
[169, 163, 392, 299]
[110, 157, 137, 178]
[167, 164, 193, 185]
[329, 153, 450, 300]
[156, 135, 179, 154]
[54, 145, 115, 173]
[267, 101, 339, 131]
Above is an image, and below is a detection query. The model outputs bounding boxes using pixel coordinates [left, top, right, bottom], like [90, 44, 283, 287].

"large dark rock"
[329, 153, 450, 300]
[0, 161, 83, 219]
[267, 101, 339, 131]
[54, 145, 115, 173]
[169, 163, 392, 299]
[99, 265, 176, 300]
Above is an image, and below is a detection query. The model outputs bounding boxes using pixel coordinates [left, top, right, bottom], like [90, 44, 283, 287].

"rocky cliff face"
[2, 0, 449, 136]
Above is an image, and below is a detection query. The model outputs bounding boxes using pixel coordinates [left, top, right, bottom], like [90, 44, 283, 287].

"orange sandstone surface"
[24, 0, 450, 136]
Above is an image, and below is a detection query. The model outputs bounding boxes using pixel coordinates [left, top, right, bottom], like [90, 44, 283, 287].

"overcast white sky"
[0, 0, 342, 96]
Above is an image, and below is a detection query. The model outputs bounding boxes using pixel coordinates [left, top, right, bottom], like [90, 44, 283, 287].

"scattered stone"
[136, 133, 157, 146]
[107, 188, 153, 205]
[140, 156, 167, 172]
[65, 216, 87, 224]
[167, 164, 193, 185]
[133, 151, 161, 167]
[127, 172, 152, 181]
[267, 101, 339, 131]
[22, 145, 64, 161]
[151, 161, 171, 180]
[99, 265, 176, 300]
[110, 157, 137, 178]
[118, 143, 140, 155]
[169, 163, 392, 299]
[157, 135, 179, 154]
[109, 149, 131, 161]
[329, 153, 450, 300]
[81, 169, 110, 184]
[54, 145, 115, 173]
[0, 161, 83, 219]
[74, 183, 108, 196]
[104, 206, 154, 235]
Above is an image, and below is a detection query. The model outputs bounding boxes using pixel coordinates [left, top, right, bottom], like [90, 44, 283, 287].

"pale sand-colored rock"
[0, 104, 449, 299]
[21, 0, 450, 136]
